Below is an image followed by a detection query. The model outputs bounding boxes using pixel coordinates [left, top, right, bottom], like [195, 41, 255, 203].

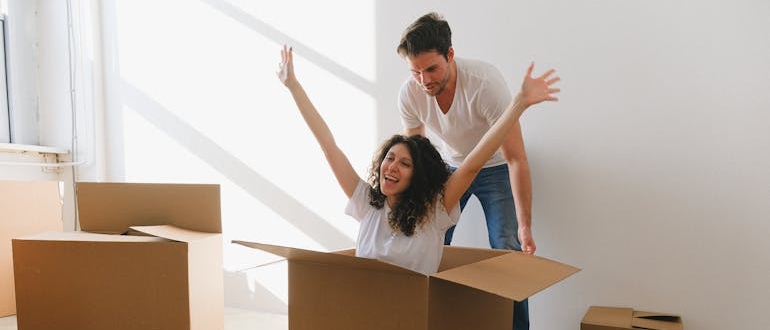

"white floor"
[0, 307, 288, 330]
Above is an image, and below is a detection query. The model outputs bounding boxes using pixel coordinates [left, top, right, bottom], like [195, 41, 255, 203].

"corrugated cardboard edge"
[231, 241, 422, 276]
[133, 220, 227, 326]
[131, 225, 221, 243]
[13, 231, 168, 242]
[431, 251, 580, 301]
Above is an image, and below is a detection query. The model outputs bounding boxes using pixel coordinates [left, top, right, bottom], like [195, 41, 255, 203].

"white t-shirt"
[345, 179, 460, 275]
[398, 57, 513, 168]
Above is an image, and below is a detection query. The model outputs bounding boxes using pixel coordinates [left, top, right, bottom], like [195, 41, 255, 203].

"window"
[0, 15, 9, 143]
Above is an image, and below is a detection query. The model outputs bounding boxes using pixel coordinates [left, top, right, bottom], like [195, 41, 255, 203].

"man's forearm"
[509, 161, 532, 229]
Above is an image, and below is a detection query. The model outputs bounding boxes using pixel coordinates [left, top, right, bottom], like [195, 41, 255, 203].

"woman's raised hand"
[519, 62, 560, 107]
[276, 44, 297, 87]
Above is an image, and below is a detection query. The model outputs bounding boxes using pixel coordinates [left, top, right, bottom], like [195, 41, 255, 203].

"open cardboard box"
[0, 181, 63, 317]
[581, 306, 684, 330]
[233, 240, 580, 330]
[12, 182, 224, 330]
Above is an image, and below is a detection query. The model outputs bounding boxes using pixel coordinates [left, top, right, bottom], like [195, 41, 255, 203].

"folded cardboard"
[12, 182, 224, 330]
[581, 306, 683, 330]
[0, 181, 63, 317]
[233, 240, 580, 330]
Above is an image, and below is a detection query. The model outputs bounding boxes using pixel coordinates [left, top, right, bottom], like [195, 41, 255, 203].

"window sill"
[0, 143, 69, 155]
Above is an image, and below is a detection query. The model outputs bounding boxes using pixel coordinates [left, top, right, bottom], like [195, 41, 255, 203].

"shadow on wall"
[119, 81, 354, 250]
[224, 267, 288, 315]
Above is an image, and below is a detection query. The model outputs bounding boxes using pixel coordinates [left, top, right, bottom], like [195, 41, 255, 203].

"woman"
[276, 45, 559, 275]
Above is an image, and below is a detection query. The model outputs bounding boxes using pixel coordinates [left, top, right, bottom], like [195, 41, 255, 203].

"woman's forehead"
[387, 143, 413, 159]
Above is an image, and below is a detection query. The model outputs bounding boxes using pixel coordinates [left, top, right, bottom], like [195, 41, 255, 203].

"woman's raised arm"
[442, 62, 561, 212]
[276, 45, 360, 198]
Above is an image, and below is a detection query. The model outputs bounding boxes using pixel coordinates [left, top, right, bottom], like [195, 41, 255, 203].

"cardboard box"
[12, 182, 224, 330]
[0, 181, 63, 317]
[233, 240, 580, 330]
[581, 306, 683, 330]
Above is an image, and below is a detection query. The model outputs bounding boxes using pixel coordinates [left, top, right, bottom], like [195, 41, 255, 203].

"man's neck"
[435, 60, 457, 114]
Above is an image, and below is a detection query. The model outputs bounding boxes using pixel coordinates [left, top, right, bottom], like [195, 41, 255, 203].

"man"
[396, 12, 538, 330]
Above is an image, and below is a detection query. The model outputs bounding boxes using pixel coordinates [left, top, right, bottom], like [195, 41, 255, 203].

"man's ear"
[447, 46, 454, 63]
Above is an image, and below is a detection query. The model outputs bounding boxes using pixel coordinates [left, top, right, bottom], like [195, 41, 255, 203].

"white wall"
[17, 0, 770, 329]
[395, 1, 769, 329]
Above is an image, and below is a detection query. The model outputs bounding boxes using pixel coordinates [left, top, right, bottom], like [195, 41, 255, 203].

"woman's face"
[380, 142, 414, 206]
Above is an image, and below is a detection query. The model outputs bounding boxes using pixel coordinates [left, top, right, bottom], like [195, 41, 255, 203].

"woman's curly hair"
[367, 134, 450, 236]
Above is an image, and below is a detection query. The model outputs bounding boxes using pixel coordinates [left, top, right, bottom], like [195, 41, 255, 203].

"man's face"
[406, 50, 451, 96]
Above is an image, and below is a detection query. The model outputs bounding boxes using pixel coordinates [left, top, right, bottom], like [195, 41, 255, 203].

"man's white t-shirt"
[345, 179, 460, 275]
[398, 57, 513, 168]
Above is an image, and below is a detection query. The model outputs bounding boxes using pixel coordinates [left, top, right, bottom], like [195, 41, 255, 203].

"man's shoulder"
[456, 58, 508, 96]
[456, 57, 504, 83]
[456, 57, 499, 72]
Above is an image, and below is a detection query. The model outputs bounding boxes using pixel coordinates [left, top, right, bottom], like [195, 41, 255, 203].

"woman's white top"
[345, 179, 460, 275]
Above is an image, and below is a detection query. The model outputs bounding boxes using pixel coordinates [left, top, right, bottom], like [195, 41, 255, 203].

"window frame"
[0, 14, 10, 143]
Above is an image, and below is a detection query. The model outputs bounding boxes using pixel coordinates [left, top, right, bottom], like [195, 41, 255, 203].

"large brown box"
[234, 240, 580, 330]
[0, 181, 62, 317]
[12, 182, 224, 330]
[581, 306, 683, 330]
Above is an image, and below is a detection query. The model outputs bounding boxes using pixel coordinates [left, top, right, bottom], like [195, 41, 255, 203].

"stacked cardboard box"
[12, 182, 224, 330]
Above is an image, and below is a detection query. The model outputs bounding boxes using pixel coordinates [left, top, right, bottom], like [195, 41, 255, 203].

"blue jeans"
[446, 163, 529, 330]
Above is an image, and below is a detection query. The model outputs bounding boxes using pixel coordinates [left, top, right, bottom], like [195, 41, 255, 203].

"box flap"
[431, 251, 580, 301]
[14, 231, 169, 243]
[438, 245, 510, 271]
[131, 225, 219, 243]
[632, 310, 683, 330]
[232, 241, 421, 275]
[581, 306, 633, 328]
[76, 182, 221, 234]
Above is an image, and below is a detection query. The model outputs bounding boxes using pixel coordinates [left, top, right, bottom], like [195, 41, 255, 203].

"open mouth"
[384, 174, 399, 183]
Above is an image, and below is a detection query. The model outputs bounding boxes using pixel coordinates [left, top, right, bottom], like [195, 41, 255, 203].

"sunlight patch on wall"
[112, 0, 377, 285]
[121, 105, 329, 270]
